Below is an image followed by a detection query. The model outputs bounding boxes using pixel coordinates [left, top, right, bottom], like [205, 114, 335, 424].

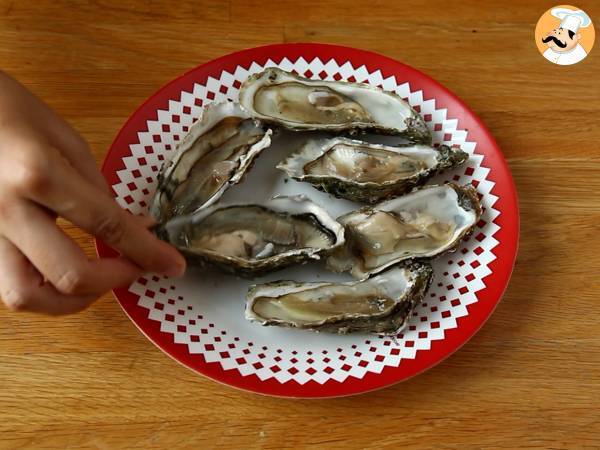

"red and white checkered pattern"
[112, 57, 499, 385]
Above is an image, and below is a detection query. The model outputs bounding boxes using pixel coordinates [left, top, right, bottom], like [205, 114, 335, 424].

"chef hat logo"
[551, 7, 592, 33]
[535, 4, 595, 66]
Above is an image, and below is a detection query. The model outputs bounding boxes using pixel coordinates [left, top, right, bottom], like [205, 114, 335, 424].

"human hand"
[0, 71, 186, 315]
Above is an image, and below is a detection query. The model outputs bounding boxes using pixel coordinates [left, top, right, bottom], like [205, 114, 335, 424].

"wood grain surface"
[1, 1, 599, 448]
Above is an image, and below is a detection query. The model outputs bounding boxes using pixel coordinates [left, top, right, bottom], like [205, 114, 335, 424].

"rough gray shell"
[245, 262, 433, 335]
[239, 68, 431, 143]
[150, 102, 272, 223]
[326, 183, 482, 279]
[277, 137, 468, 203]
[156, 195, 345, 278]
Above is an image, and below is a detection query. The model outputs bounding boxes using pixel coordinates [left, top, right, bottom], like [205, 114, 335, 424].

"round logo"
[535, 5, 594, 65]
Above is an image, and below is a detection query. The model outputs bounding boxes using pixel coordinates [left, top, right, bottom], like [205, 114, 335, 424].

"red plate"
[97, 43, 519, 398]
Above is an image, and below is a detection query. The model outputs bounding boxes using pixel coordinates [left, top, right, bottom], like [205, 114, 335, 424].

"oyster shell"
[245, 262, 433, 335]
[277, 137, 468, 203]
[150, 102, 272, 223]
[327, 184, 482, 279]
[157, 196, 345, 278]
[239, 68, 431, 143]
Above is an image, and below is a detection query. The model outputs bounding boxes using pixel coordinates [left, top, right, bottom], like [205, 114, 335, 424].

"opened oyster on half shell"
[156, 195, 344, 278]
[245, 262, 433, 335]
[239, 68, 431, 143]
[327, 183, 482, 279]
[150, 102, 273, 223]
[277, 137, 468, 203]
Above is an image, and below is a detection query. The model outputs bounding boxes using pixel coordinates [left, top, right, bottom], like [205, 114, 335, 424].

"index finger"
[20, 146, 186, 277]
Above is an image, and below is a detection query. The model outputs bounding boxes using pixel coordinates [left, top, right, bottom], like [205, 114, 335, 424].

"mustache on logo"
[542, 35, 567, 48]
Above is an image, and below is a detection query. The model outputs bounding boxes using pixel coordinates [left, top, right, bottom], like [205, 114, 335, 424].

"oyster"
[245, 262, 433, 335]
[327, 184, 482, 279]
[157, 196, 344, 278]
[239, 68, 431, 143]
[277, 137, 468, 203]
[150, 102, 272, 223]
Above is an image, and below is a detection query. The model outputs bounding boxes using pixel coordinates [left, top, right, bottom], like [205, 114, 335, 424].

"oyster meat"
[157, 196, 345, 278]
[327, 184, 482, 279]
[239, 68, 431, 143]
[277, 137, 468, 203]
[150, 102, 272, 223]
[245, 262, 433, 334]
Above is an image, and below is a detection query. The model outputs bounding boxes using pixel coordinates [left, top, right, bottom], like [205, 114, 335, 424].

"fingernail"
[162, 252, 186, 278]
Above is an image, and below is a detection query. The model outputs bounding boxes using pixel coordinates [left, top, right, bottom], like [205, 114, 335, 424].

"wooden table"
[1, 1, 599, 448]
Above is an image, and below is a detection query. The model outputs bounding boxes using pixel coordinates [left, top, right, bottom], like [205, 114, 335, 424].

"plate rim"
[96, 42, 520, 398]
